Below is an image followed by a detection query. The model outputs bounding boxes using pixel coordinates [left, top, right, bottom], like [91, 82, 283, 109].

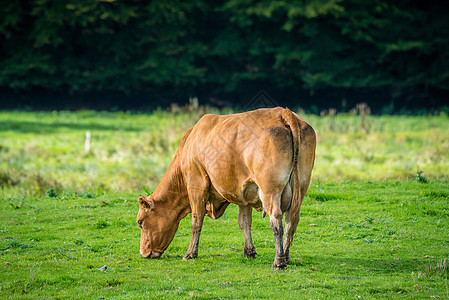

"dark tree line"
[1, 0, 448, 111]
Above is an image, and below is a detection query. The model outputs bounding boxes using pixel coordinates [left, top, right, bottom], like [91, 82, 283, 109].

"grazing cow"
[137, 107, 316, 268]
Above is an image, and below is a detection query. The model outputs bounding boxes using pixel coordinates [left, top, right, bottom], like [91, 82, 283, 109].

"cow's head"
[136, 196, 180, 258]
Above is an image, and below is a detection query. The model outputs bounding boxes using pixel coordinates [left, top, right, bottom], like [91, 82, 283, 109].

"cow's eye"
[137, 220, 143, 227]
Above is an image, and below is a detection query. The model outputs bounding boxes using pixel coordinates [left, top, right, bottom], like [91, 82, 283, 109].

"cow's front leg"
[183, 198, 206, 260]
[183, 177, 209, 260]
[238, 205, 256, 258]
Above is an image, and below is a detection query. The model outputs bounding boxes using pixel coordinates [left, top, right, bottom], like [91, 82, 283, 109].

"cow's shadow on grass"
[149, 251, 422, 275]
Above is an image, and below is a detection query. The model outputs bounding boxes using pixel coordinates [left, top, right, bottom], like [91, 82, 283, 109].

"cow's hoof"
[183, 253, 197, 260]
[272, 256, 288, 270]
[244, 247, 257, 259]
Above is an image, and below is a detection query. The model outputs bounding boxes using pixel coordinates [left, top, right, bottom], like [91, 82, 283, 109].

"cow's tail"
[281, 108, 316, 245]
[281, 108, 301, 218]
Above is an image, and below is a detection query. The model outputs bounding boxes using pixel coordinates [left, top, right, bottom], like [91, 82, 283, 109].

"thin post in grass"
[85, 131, 91, 153]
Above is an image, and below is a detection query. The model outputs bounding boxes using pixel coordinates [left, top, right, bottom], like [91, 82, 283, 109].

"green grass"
[1, 109, 448, 298]
[1, 181, 448, 298]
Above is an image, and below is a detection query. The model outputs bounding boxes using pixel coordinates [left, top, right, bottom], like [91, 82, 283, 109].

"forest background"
[1, 0, 448, 113]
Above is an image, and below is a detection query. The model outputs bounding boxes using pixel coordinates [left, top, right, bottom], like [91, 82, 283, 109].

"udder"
[241, 181, 263, 211]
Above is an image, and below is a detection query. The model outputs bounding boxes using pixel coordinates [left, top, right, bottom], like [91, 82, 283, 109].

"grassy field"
[1, 181, 448, 298]
[1, 108, 448, 298]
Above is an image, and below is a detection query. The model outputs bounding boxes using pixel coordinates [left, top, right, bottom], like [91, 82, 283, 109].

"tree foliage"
[1, 0, 448, 102]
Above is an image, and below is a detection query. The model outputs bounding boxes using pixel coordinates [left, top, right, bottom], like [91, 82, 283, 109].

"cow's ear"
[138, 196, 154, 210]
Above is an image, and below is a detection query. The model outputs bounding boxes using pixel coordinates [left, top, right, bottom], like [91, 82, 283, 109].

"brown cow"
[136, 107, 316, 268]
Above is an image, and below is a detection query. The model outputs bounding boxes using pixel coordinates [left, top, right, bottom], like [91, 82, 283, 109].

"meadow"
[1, 108, 448, 298]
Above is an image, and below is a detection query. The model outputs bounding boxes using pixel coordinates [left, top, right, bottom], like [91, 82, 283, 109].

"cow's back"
[180, 107, 297, 207]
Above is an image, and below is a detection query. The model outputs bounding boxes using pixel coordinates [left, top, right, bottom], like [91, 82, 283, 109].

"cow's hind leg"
[260, 191, 288, 269]
[282, 181, 298, 264]
[238, 205, 256, 258]
[284, 178, 312, 264]
[283, 206, 300, 264]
